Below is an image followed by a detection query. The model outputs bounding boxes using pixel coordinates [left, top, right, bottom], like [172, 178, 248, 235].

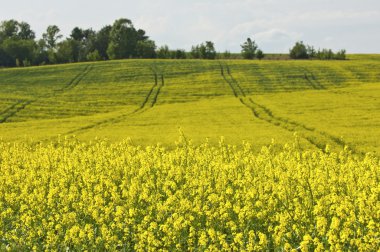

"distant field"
[0, 55, 379, 154]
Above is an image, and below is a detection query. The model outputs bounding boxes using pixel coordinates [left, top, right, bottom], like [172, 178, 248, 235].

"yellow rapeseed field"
[0, 137, 379, 251]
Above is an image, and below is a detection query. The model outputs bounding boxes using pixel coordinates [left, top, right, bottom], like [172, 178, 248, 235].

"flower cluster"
[0, 138, 379, 251]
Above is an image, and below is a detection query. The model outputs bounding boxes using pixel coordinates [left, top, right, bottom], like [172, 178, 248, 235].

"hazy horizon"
[1, 0, 379, 53]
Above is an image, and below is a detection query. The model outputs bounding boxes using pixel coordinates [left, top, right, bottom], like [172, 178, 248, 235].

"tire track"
[301, 68, 378, 101]
[0, 65, 93, 124]
[300, 68, 325, 90]
[219, 63, 357, 153]
[0, 100, 25, 116]
[329, 87, 379, 101]
[304, 74, 324, 90]
[0, 100, 35, 123]
[55, 65, 93, 92]
[62, 66, 165, 135]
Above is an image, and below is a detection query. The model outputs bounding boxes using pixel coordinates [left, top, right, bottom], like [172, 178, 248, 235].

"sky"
[1, 0, 379, 53]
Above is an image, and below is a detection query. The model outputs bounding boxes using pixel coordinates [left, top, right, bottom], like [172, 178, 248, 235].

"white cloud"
[135, 16, 170, 34]
[255, 29, 300, 42]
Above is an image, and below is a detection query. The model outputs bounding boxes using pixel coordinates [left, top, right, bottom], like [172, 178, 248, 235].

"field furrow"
[220, 63, 359, 153]
[64, 66, 166, 135]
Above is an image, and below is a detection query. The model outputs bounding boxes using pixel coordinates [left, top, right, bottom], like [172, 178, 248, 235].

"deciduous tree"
[43, 25, 62, 50]
[241, 38, 258, 59]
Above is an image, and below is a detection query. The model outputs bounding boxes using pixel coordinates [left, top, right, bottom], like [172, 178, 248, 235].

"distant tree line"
[0, 18, 346, 67]
[289, 41, 346, 60]
[0, 18, 160, 67]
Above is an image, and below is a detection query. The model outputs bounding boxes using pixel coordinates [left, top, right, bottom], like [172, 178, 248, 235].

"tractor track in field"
[62, 67, 165, 135]
[219, 62, 359, 153]
[330, 90, 379, 101]
[301, 68, 378, 101]
[300, 68, 325, 90]
[305, 72, 326, 90]
[55, 65, 94, 92]
[0, 100, 25, 116]
[0, 65, 93, 124]
[0, 100, 35, 123]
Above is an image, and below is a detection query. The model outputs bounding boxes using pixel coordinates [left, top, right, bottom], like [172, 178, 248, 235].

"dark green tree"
[307, 45, 316, 58]
[157, 45, 170, 59]
[289, 41, 308, 59]
[136, 40, 156, 58]
[87, 50, 102, 61]
[335, 49, 346, 60]
[136, 29, 148, 41]
[43, 25, 62, 50]
[0, 47, 14, 66]
[241, 38, 258, 59]
[93, 25, 112, 60]
[54, 39, 84, 63]
[223, 50, 231, 59]
[204, 41, 216, 59]
[18, 22, 35, 40]
[70, 27, 84, 41]
[1, 38, 37, 66]
[0, 20, 19, 42]
[0, 20, 35, 42]
[174, 49, 186, 59]
[191, 41, 216, 59]
[107, 18, 137, 59]
[34, 39, 49, 65]
[190, 45, 201, 59]
[256, 49, 264, 60]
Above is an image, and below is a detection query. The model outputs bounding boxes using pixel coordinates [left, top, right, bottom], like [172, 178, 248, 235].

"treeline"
[0, 18, 159, 67]
[0, 18, 345, 67]
[289, 41, 346, 60]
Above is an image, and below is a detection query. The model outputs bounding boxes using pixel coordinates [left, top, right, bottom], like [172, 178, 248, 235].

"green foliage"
[86, 50, 102, 61]
[289, 41, 309, 59]
[241, 38, 258, 59]
[315, 48, 346, 60]
[136, 40, 156, 58]
[0, 19, 19, 42]
[0, 20, 35, 42]
[291, 41, 346, 60]
[157, 45, 170, 59]
[93, 25, 112, 60]
[173, 49, 187, 59]
[307, 45, 316, 58]
[190, 45, 201, 59]
[204, 41, 216, 59]
[0, 47, 13, 66]
[17, 22, 36, 40]
[157, 46, 187, 59]
[335, 49, 346, 60]
[0, 38, 37, 66]
[42, 25, 62, 50]
[191, 41, 216, 59]
[256, 49, 264, 60]
[70, 27, 85, 41]
[107, 18, 137, 59]
[54, 39, 77, 63]
[222, 50, 231, 59]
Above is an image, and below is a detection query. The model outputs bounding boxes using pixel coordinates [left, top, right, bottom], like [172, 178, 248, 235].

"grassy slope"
[0, 56, 379, 153]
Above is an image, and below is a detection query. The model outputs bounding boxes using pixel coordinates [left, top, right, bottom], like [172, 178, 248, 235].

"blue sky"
[1, 0, 379, 53]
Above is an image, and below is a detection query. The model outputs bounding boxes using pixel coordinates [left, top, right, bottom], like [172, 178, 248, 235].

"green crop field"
[0, 55, 379, 154]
